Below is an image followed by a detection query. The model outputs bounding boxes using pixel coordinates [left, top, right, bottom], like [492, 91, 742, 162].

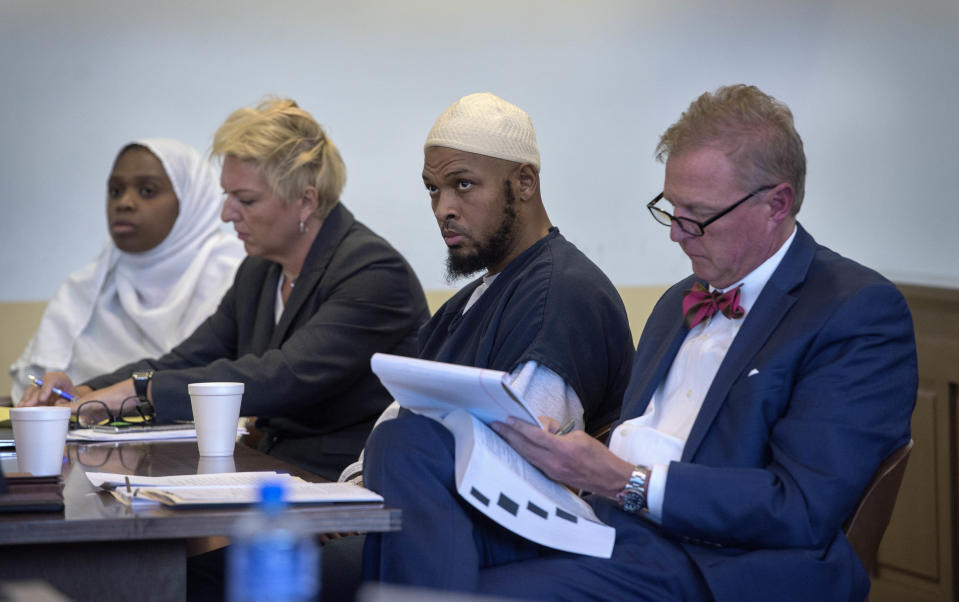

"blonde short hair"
[656, 84, 806, 214]
[212, 97, 346, 218]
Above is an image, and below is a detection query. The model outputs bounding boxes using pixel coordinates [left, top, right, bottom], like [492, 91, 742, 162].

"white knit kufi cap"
[425, 92, 540, 171]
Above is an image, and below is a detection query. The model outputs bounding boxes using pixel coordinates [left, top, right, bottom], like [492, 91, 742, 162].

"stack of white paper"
[85, 471, 383, 507]
[68, 424, 247, 442]
[371, 353, 540, 426]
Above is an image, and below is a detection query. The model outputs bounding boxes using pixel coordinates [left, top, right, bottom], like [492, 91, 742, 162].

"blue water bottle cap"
[258, 481, 286, 512]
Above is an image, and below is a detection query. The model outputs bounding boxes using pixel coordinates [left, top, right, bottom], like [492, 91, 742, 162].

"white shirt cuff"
[645, 463, 669, 523]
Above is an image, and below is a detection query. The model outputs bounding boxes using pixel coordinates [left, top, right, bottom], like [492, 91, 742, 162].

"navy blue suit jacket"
[619, 224, 917, 601]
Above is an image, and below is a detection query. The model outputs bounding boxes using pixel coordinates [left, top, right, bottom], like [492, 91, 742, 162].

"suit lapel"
[681, 224, 817, 461]
[251, 264, 282, 350]
[270, 204, 354, 347]
[619, 280, 694, 422]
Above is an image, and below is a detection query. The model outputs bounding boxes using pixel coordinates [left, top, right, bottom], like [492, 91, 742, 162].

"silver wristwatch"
[617, 465, 650, 514]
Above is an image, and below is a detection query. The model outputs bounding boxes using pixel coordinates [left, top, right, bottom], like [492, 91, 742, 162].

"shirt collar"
[717, 224, 797, 313]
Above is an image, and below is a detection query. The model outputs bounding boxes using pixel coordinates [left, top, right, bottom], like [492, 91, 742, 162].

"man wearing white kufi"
[357, 91, 634, 591]
[338, 91, 633, 484]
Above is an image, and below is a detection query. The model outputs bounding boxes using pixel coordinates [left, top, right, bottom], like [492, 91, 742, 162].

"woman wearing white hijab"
[10, 138, 245, 401]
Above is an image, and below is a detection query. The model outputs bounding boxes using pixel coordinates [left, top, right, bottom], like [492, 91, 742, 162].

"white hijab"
[10, 138, 245, 400]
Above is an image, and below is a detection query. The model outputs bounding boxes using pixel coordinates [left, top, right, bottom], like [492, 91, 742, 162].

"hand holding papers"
[370, 353, 615, 558]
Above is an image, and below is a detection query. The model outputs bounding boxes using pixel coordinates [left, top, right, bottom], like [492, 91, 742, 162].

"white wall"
[2, 0, 957, 301]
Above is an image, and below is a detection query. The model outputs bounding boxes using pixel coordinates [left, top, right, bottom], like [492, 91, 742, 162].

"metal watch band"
[617, 465, 650, 514]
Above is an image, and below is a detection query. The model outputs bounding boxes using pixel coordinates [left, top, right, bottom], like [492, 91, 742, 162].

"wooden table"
[0, 440, 399, 601]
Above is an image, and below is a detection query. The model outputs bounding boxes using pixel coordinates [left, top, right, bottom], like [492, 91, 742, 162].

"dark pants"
[188, 536, 365, 602]
[362, 411, 712, 601]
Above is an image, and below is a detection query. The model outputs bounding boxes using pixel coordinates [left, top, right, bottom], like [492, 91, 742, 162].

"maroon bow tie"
[682, 282, 745, 329]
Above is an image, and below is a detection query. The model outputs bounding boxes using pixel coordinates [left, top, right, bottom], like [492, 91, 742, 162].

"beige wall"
[0, 286, 666, 398]
[6, 2, 959, 300]
[1, 301, 48, 397]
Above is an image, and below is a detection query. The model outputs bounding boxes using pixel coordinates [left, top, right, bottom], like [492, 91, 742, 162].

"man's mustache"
[441, 219, 467, 238]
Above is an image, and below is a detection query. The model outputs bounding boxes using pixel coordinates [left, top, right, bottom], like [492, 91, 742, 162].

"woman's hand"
[72, 379, 138, 416]
[18, 372, 91, 406]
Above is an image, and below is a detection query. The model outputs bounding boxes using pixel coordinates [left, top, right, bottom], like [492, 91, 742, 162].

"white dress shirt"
[609, 227, 796, 520]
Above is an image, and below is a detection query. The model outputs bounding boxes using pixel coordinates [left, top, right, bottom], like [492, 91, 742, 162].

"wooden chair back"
[843, 439, 914, 573]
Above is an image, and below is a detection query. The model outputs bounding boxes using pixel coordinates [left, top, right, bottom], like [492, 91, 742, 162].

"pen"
[557, 417, 576, 436]
[27, 374, 76, 402]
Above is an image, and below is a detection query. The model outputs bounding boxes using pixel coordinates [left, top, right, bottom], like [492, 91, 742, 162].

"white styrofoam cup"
[187, 382, 244, 457]
[10, 406, 71, 476]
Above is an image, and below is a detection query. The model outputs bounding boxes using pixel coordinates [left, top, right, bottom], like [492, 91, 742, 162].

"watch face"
[621, 490, 643, 513]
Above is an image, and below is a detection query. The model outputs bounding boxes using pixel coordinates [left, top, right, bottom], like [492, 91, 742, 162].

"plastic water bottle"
[227, 481, 320, 601]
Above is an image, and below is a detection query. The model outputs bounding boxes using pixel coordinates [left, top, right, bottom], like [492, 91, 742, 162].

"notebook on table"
[0, 428, 13, 448]
[0, 462, 65, 513]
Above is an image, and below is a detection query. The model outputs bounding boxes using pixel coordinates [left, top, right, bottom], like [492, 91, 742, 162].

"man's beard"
[445, 180, 517, 283]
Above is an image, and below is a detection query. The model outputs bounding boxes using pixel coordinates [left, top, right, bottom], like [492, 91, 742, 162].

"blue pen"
[27, 374, 76, 402]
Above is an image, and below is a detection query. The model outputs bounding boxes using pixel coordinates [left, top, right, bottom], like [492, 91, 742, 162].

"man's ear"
[513, 163, 539, 201]
[766, 183, 794, 224]
[297, 187, 320, 222]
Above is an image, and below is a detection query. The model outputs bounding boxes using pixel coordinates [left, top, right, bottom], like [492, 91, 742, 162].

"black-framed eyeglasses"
[72, 396, 156, 429]
[69, 442, 150, 473]
[647, 185, 776, 237]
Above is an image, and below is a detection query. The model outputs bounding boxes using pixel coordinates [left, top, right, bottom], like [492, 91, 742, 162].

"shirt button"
[686, 389, 692, 398]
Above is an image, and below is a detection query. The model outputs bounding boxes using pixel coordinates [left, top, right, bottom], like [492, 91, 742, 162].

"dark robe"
[418, 227, 633, 432]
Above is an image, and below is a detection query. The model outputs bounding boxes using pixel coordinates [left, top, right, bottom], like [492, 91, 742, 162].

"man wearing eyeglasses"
[362, 84, 917, 601]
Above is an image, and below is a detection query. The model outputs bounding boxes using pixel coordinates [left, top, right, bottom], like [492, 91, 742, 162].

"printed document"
[370, 353, 540, 426]
[85, 471, 383, 507]
[371, 353, 614, 558]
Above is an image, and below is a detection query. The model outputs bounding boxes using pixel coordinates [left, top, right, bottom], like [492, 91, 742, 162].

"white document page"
[142, 482, 383, 506]
[370, 353, 541, 426]
[86, 471, 282, 490]
[86, 471, 383, 507]
[443, 409, 615, 558]
[88, 471, 285, 507]
[68, 425, 247, 442]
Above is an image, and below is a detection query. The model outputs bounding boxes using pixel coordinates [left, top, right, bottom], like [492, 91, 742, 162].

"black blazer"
[87, 204, 429, 479]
